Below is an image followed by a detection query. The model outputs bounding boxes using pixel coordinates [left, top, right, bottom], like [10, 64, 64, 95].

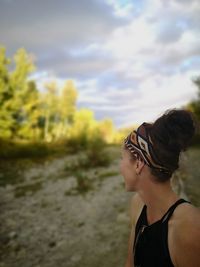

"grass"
[64, 146, 112, 176]
[2, 144, 199, 203]
[40, 199, 49, 208]
[0, 139, 53, 159]
[63, 146, 118, 195]
[64, 171, 93, 196]
[74, 171, 93, 194]
[14, 181, 43, 198]
[98, 171, 119, 180]
[0, 163, 24, 187]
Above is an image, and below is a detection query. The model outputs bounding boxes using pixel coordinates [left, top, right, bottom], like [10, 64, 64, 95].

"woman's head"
[123, 109, 196, 183]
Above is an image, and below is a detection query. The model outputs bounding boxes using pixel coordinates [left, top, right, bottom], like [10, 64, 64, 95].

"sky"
[0, 0, 200, 128]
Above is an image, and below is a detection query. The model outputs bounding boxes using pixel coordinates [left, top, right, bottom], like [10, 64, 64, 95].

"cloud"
[105, 0, 145, 18]
[0, 0, 199, 128]
[156, 21, 185, 44]
[0, 0, 127, 53]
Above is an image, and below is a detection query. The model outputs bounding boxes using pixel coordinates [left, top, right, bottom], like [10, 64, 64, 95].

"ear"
[135, 159, 145, 175]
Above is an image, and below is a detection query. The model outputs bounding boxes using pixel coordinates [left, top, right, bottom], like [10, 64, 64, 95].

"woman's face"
[120, 148, 138, 192]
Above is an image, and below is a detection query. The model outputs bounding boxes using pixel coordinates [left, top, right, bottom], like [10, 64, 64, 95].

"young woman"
[120, 109, 200, 267]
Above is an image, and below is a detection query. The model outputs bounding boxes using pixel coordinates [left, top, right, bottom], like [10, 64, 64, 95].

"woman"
[120, 109, 200, 267]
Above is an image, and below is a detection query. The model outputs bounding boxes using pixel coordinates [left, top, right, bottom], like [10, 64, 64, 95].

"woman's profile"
[120, 109, 200, 267]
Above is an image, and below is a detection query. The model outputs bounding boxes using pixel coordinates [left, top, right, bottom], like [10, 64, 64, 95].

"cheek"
[120, 159, 132, 179]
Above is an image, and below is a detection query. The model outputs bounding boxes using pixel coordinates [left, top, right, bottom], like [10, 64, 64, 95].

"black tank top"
[133, 198, 191, 267]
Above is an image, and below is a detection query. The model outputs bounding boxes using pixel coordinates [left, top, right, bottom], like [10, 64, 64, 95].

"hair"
[148, 108, 196, 182]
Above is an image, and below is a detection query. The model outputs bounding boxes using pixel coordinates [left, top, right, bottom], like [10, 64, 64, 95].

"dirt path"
[0, 150, 132, 267]
[1, 147, 199, 267]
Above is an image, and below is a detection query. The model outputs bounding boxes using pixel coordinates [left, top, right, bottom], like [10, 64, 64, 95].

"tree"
[39, 80, 59, 141]
[58, 80, 78, 137]
[0, 47, 13, 138]
[0, 47, 36, 139]
[67, 108, 97, 147]
[98, 118, 115, 143]
[10, 48, 35, 137]
[17, 80, 42, 140]
[187, 76, 200, 122]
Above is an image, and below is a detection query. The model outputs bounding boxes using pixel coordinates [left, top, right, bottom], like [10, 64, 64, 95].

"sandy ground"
[0, 147, 199, 267]
[0, 150, 132, 267]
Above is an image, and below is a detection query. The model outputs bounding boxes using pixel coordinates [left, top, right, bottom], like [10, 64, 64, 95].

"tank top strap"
[161, 198, 191, 223]
[135, 205, 148, 230]
[134, 205, 148, 248]
[160, 199, 191, 266]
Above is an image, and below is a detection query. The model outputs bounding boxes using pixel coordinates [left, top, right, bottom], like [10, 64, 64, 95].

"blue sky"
[0, 0, 200, 128]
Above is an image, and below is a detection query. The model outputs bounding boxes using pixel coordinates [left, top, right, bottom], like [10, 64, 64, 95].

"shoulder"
[173, 203, 200, 233]
[130, 193, 144, 225]
[171, 203, 200, 267]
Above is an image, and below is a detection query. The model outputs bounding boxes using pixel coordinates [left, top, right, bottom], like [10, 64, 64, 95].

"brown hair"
[148, 109, 195, 182]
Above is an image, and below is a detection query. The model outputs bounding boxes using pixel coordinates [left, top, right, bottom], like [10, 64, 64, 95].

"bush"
[65, 133, 88, 153]
[0, 139, 51, 159]
[85, 137, 111, 167]
[190, 134, 200, 147]
[74, 171, 92, 194]
[65, 131, 111, 167]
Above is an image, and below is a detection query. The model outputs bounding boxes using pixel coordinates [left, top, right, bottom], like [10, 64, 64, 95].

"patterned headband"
[124, 123, 171, 174]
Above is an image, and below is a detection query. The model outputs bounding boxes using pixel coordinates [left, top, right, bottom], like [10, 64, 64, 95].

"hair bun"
[152, 109, 195, 152]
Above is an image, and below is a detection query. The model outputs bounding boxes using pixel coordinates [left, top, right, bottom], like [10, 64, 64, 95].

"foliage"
[74, 171, 92, 194]
[59, 80, 78, 125]
[14, 181, 43, 198]
[98, 171, 119, 180]
[0, 162, 24, 186]
[186, 76, 200, 146]
[65, 138, 111, 171]
[85, 135, 111, 167]
[0, 47, 80, 144]
[0, 47, 37, 139]
[0, 139, 52, 159]
[187, 76, 200, 124]
[0, 46, 123, 159]
[41, 80, 59, 141]
[66, 109, 100, 151]
[98, 119, 115, 143]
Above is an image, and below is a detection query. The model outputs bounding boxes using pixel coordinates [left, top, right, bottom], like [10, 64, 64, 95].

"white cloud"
[105, 17, 154, 59]
[1, 0, 199, 127]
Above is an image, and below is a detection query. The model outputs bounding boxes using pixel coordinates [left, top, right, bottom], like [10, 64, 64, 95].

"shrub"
[190, 134, 200, 147]
[84, 133, 110, 166]
[0, 139, 51, 159]
[74, 171, 92, 194]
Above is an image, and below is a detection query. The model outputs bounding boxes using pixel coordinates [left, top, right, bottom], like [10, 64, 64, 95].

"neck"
[137, 172, 179, 224]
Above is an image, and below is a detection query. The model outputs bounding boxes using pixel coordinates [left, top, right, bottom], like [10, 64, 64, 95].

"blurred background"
[0, 0, 200, 266]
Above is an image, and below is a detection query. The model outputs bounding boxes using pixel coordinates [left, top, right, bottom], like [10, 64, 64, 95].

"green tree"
[187, 76, 200, 122]
[10, 48, 35, 137]
[0, 47, 36, 139]
[98, 118, 115, 143]
[41, 80, 59, 141]
[0, 47, 13, 138]
[58, 80, 78, 137]
[67, 108, 97, 148]
[17, 80, 42, 140]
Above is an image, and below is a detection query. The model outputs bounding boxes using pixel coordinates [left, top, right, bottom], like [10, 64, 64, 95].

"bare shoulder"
[130, 193, 144, 225]
[171, 203, 200, 267]
[174, 203, 200, 228]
